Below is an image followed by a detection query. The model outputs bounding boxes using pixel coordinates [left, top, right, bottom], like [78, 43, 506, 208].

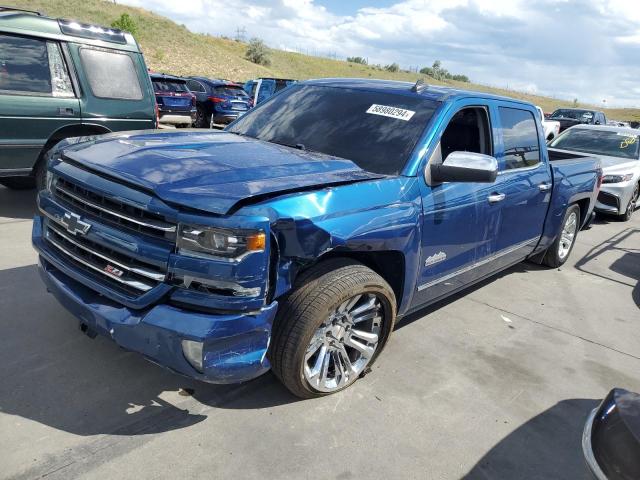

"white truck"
[536, 106, 561, 141]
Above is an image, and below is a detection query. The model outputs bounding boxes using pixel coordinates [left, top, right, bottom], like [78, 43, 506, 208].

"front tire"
[195, 107, 211, 128]
[270, 259, 396, 398]
[542, 205, 580, 268]
[619, 183, 639, 222]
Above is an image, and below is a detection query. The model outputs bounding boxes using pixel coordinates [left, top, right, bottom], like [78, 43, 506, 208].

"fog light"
[181, 339, 204, 372]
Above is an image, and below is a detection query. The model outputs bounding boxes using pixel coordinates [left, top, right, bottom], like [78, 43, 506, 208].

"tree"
[346, 56, 367, 65]
[245, 38, 271, 66]
[384, 62, 399, 72]
[111, 13, 138, 36]
[572, 98, 579, 107]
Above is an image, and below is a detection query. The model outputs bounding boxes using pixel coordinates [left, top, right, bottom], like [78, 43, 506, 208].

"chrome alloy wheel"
[558, 211, 578, 260]
[303, 293, 383, 393]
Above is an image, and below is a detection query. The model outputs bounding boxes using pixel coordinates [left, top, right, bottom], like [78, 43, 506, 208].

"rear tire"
[542, 205, 580, 268]
[195, 107, 211, 128]
[269, 259, 396, 399]
[0, 176, 35, 190]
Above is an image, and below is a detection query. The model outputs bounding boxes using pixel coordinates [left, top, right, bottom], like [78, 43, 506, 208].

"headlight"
[602, 173, 633, 184]
[177, 224, 265, 260]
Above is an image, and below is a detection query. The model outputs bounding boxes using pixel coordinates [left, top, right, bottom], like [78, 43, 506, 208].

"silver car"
[549, 125, 640, 221]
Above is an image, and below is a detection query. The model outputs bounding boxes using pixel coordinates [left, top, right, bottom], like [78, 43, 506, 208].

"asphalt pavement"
[1, 184, 638, 480]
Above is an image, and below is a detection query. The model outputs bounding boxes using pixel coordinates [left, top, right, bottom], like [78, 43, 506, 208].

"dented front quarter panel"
[241, 176, 423, 315]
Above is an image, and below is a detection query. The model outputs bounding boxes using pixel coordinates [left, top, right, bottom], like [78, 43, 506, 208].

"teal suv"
[0, 7, 156, 190]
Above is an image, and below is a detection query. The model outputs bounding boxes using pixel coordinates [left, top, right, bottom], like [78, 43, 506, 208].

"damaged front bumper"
[35, 249, 278, 384]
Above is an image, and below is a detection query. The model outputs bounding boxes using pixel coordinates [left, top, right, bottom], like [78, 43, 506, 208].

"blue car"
[186, 77, 252, 128]
[33, 79, 601, 398]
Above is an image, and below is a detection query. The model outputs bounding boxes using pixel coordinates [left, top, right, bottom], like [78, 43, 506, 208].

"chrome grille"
[53, 177, 176, 240]
[45, 220, 166, 296]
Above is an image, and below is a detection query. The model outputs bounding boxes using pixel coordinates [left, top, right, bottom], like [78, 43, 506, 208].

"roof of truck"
[304, 78, 534, 106]
[0, 8, 140, 52]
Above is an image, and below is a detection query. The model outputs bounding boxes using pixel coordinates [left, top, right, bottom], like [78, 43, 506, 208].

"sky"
[119, 0, 640, 107]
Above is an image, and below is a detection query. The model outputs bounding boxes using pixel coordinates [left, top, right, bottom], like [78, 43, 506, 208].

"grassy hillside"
[10, 0, 640, 121]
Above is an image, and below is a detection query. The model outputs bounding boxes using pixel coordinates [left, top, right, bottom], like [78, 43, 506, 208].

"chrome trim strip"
[498, 162, 543, 176]
[45, 232, 153, 292]
[582, 408, 608, 480]
[47, 222, 165, 282]
[55, 183, 176, 233]
[417, 237, 539, 291]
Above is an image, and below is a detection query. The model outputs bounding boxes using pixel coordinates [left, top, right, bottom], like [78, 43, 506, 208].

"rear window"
[152, 79, 189, 93]
[227, 84, 438, 175]
[79, 47, 142, 100]
[213, 86, 247, 97]
[0, 34, 51, 93]
[498, 107, 540, 170]
[550, 128, 640, 160]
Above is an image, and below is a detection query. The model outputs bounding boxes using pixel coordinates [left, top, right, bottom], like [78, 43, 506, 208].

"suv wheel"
[195, 107, 211, 128]
[270, 259, 396, 398]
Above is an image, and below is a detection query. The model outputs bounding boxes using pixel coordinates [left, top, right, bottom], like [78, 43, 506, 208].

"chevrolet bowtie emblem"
[61, 212, 91, 236]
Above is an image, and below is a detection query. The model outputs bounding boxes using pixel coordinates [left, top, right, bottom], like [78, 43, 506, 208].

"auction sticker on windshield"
[366, 104, 416, 121]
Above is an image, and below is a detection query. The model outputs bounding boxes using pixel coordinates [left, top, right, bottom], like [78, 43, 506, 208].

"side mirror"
[430, 151, 498, 183]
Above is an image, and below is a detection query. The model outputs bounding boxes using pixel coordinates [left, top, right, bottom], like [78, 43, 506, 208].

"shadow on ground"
[574, 226, 640, 309]
[463, 398, 598, 479]
[0, 264, 298, 438]
[0, 186, 37, 220]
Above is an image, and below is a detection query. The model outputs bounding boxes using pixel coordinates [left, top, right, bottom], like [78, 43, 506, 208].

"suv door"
[66, 44, 155, 132]
[0, 33, 79, 176]
[413, 102, 500, 307]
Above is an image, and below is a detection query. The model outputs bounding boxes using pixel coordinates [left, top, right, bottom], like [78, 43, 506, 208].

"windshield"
[550, 109, 594, 121]
[227, 84, 438, 175]
[550, 128, 640, 160]
[152, 79, 188, 93]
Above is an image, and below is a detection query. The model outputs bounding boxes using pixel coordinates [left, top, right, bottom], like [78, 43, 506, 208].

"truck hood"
[59, 130, 383, 215]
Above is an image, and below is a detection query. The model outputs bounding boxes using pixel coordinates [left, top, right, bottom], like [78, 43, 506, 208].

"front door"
[0, 34, 79, 175]
[412, 102, 500, 307]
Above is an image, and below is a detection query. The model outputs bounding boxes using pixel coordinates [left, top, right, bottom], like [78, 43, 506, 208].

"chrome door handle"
[538, 183, 552, 192]
[487, 193, 506, 203]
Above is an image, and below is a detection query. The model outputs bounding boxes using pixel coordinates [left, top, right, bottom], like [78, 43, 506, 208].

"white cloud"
[120, 0, 640, 107]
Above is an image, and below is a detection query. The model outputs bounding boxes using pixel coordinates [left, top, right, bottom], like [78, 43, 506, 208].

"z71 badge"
[104, 264, 124, 278]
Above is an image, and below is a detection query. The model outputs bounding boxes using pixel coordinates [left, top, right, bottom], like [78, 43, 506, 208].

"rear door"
[0, 33, 79, 175]
[488, 104, 552, 270]
[66, 44, 155, 132]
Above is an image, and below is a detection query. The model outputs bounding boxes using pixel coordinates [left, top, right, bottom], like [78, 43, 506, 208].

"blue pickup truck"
[32, 79, 601, 398]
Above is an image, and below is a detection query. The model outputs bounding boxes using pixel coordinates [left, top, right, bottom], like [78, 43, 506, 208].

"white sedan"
[549, 125, 640, 221]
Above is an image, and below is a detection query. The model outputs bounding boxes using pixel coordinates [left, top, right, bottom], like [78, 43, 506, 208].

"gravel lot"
[1, 185, 638, 480]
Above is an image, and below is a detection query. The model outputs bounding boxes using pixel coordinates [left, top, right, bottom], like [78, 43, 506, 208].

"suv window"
[79, 47, 142, 100]
[0, 34, 51, 94]
[152, 79, 188, 93]
[498, 107, 540, 170]
[187, 80, 205, 92]
[212, 86, 247, 97]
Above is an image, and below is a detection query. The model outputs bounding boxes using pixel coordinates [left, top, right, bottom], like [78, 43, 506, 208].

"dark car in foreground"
[550, 125, 640, 220]
[583, 388, 640, 480]
[550, 108, 607, 132]
[0, 7, 156, 190]
[186, 77, 251, 127]
[32, 79, 601, 398]
[150, 73, 196, 128]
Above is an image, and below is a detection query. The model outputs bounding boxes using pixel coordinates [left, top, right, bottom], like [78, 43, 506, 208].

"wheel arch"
[38, 123, 112, 164]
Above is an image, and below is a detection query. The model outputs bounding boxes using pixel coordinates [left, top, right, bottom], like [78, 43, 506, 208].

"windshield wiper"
[270, 140, 308, 151]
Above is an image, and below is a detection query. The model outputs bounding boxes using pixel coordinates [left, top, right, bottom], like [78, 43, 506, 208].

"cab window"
[440, 107, 492, 162]
[498, 107, 540, 170]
